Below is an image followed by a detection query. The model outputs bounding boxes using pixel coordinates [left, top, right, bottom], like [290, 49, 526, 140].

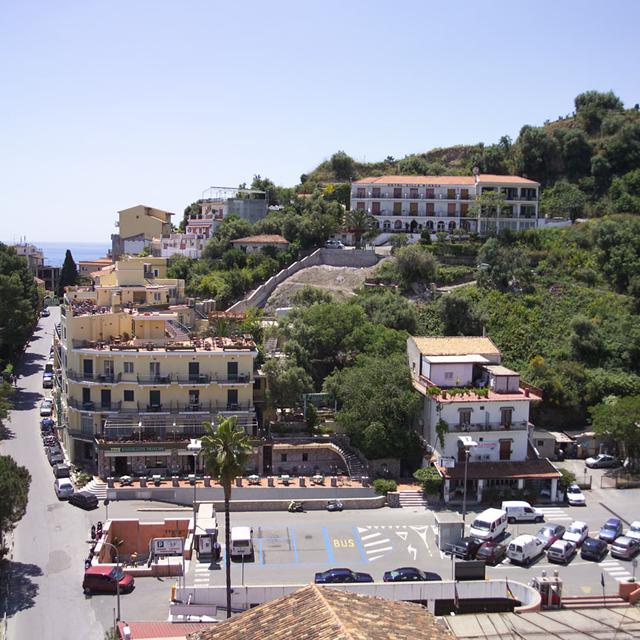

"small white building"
[407, 336, 560, 503]
[153, 233, 207, 259]
[230, 234, 289, 254]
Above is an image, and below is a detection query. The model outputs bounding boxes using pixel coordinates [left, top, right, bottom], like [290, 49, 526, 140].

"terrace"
[71, 334, 257, 353]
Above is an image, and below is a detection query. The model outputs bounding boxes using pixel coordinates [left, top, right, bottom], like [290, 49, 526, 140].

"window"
[302, 453, 308, 462]
[459, 409, 472, 425]
[371, 201, 380, 214]
[280, 453, 287, 462]
[500, 408, 513, 427]
[393, 187, 402, 198]
[122, 390, 134, 402]
[393, 202, 402, 215]
[356, 201, 365, 210]
[124, 362, 134, 373]
[537, 440, 544, 447]
[356, 188, 365, 198]
[444, 372, 453, 380]
[409, 202, 418, 216]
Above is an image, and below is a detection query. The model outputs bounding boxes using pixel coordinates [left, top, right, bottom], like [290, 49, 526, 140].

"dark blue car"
[599, 518, 623, 544]
[314, 568, 373, 584]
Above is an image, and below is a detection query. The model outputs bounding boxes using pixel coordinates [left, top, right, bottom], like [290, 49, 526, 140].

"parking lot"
[188, 490, 640, 597]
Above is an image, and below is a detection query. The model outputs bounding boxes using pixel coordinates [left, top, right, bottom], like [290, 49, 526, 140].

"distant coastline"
[5, 241, 111, 267]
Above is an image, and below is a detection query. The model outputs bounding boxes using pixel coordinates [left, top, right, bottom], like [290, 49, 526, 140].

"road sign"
[439, 457, 456, 469]
[152, 537, 184, 556]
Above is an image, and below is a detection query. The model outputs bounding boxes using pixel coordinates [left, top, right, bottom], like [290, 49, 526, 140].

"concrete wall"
[101, 518, 189, 559]
[174, 578, 540, 615]
[227, 249, 380, 313]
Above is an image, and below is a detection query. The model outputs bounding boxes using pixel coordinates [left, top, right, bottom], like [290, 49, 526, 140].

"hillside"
[302, 91, 640, 218]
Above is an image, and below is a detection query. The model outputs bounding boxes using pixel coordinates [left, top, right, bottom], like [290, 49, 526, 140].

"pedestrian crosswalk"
[536, 506, 572, 522]
[599, 560, 636, 582]
[357, 527, 393, 562]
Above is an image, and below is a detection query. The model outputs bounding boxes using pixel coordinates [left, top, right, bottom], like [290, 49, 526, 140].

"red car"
[536, 524, 566, 549]
[82, 566, 134, 594]
[476, 541, 507, 566]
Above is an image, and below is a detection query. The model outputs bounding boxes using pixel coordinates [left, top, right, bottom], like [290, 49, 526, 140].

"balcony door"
[100, 389, 111, 409]
[150, 362, 160, 381]
[227, 389, 238, 409]
[227, 361, 238, 382]
[188, 362, 200, 382]
[149, 390, 161, 410]
[83, 359, 93, 378]
[189, 389, 200, 408]
[499, 440, 511, 460]
[104, 360, 114, 377]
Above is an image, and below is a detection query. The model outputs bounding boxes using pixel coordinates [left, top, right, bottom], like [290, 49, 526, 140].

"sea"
[14, 241, 111, 267]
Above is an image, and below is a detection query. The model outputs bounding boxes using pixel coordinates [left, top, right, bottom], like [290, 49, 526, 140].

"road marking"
[580, 586, 592, 594]
[360, 532, 380, 541]
[290, 527, 298, 564]
[322, 527, 335, 564]
[371, 546, 393, 554]
[352, 526, 368, 563]
[364, 538, 390, 548]
[408, 544, 417, 560]
[368, 554, 384, 562]
[396, 531, 408, 541]
[258, 538, 264, 565]
[357, 527, 369, 534]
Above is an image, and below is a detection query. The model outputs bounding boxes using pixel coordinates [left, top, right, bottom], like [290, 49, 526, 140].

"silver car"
[610, 536, 640, 560]
[547, 539, 576, 564]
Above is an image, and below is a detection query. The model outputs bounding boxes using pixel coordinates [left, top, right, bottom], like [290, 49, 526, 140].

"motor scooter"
[288, 500, 304, 513]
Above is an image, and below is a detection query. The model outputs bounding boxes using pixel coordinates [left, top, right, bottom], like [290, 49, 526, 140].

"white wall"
[427, 361, 474, 387]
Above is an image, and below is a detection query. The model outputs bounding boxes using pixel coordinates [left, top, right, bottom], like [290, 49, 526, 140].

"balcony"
[68, 398, 122, 413]
[175, 373, 251, 385]
[137, 374, 173, 385]
[447, 421, 529, 434]
[67, 371, 122, 383]
[124, 400, 255, 415]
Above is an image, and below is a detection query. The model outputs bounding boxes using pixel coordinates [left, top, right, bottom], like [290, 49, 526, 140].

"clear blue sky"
[1, 0, 638, 242]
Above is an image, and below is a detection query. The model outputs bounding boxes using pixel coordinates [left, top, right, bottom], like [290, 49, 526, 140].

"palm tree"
[200, 416, 252, 618]
[345, 208, 377, 249]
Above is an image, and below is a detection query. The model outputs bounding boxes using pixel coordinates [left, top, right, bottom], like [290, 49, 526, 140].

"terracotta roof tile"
[188, 585, 455, 640]
[353, 174, 539, 186]
[117, 621, 217, 639]
[440, 458, 561, 480]
[410, 336, 500, 357]
[230, 234, 289, 244]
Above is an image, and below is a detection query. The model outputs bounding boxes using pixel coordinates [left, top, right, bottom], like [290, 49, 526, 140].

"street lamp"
[458, 436, 478, 526]
[101, 541, 122, 622]
[187, 439, 202, 541]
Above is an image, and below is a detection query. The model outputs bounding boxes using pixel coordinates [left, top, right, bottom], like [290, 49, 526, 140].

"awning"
[439, 458, 561, 480]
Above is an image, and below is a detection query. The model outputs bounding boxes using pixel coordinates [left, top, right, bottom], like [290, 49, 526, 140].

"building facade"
[230, 234, 290, 254]
[111, 205, 174, 259]
[10, 242, 45, 274]
[407, 336, 560, 503]
[351, 174, 539, 236]
[152, 233, 208, 259]
[55, 256, 258, 478]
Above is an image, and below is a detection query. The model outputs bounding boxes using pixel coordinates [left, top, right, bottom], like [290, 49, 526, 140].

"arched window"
[437, 221, 445, 232]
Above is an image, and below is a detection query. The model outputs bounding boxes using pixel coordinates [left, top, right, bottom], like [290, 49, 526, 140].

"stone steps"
[83, 478, 108, 500]
[562, 594, 629, 609]
[398, 490, 428, 508]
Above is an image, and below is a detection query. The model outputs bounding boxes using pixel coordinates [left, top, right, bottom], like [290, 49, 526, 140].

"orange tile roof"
[353, 174, 539, 186]
[354, 175, 475, 185]
[188, 584, 454, 640]
[230, 234, 289, 245]
[410, 336, 500, 357]
[117, 621, 216, 639]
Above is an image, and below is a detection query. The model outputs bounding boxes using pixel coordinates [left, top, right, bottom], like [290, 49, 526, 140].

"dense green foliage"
[58, 249, 78, 294]
[413, 466, 443, 495]
[590, 396, 640, 459]
[0, 243, 40, 365]
[373, 478, 398, 495]
[0, 454, 31, 556]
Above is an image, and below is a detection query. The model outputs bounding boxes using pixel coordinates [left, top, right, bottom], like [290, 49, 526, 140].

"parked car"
[450, 537, 483, 560]
[585, 454, 620, 469]
[536, 524, 567, 549]
[581, 537, 609, 562]
[475, 541, 507, 566]
[566, 484, 586, 506]
[610, 536, 640, 560]
[547, 540, 577, 564]
[42, 372, 53, 388]
[41, 308, 50, 317]
[326, 500, 343, 512]
[68, 491, 99, 510]
[82, 566, 134, 595]
[501, 501, 544, 524]
[314, 568, 373, 584]
[54, 478, 74, 499]
[383, 567, 441, 582]
[53, 463, 71, 479]
[599, 518, 623, 544]
[506, 535, 545, 565]
[48, 450, 64, 466]
[563, 521, 589, 546]
[324, 239, 345, 249]
[39, 399, 53, 417]
[41, 417, 55, 430]
[625, 521, 640, 542]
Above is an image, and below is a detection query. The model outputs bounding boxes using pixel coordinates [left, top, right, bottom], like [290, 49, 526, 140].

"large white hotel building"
[350, 173, 540, 235]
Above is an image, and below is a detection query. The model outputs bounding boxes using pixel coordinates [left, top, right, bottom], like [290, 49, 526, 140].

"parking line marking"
[353, 526, 368, 563]
[364, 538, 390, 548]
[322, 527, 335, 564]
[290, 527, 299, 564]
[368, 554, 384, 562]
[360, 532, 380, 541]
[258, 538, 264, 565]
[372, 546, 393, 554]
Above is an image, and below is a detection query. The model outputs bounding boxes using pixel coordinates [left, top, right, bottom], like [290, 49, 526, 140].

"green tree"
[0, 455, 31, 556]
[575, 90, 624, 134]
[438, 295, 483, 336]
[200, 418, 252, 618]
[290, 285, 334, 307]
[330, 151, 355, 181]
[345, 209, 377, 249]
[413, 466, 443, 496]
[179, 202, 201, 232]
[58, 249, 78, 295]
[590, 395, 640, 460]
[262, 359, 313, 409]
[394, 245, 438, 288]
[541, 181, 587, 221]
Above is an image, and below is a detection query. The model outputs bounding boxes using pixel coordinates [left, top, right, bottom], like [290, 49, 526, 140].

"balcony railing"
[355, 192, 476, 201]
[117, 401, 255, 415]
[175, 373, 252, 384]
[137, 374, 173, 385]
[68, 398, 122, 412]
[67, 371, 122, 383]
[447, 421, 529, 433]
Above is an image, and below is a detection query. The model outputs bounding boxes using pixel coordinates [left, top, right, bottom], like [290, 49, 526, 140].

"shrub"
[373, 479, 397, 495]
[412, 466, 442, 495]
[558, 467, 576, 490]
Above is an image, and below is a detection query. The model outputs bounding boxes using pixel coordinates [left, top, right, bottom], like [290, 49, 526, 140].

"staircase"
[561, 594, 630, 609]
[398, 490, 428, 508]
[167, 319, 191, 342]
[83, 478, 108, 500]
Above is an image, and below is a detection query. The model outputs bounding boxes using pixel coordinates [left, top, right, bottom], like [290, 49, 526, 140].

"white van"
[501, 500, 544, 524]
[507, 534, 545, 565]
[230, 526, 253, 558]
[469, 508, 508, 541]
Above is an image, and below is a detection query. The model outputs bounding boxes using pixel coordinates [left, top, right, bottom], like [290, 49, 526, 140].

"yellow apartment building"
[111, 204, 174, 259]
[55, 257, 257, 478]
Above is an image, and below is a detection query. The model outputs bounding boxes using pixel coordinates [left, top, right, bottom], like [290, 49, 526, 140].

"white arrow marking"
[408, 544, 417, 560]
